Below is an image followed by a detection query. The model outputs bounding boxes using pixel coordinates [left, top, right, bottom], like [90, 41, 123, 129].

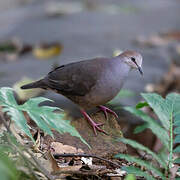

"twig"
[53, 170, 99, 176]
[53, 153, 121, 168]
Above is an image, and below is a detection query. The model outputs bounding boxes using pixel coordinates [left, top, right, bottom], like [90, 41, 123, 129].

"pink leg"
[98, 105, 118, 119]
[80, 110, 108, 135]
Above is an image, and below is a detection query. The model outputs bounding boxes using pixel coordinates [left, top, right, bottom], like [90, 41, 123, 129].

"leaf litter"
[0, 38, 63, 62]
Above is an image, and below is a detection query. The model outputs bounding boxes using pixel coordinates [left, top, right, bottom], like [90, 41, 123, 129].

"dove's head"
[120, 50, 143, 75]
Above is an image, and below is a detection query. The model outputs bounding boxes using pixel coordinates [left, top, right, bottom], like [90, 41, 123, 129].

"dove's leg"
[80, 110, 108, 135]
[98, 105, 118, 119]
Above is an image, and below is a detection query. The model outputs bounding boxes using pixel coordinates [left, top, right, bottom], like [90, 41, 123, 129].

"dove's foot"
[98, 105, 118, 119]
[80, 110, 108, 136]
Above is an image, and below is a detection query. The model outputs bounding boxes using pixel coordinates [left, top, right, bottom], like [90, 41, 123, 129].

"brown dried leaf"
[50, 142, 84, 154]
[33, 130, 41, 152]
[134, 35, 168, 47]
[169, 164, 179, 180]
[154, 64, 180, 95]
[46, 150, 61, 172]
[160, 31, 180, 41]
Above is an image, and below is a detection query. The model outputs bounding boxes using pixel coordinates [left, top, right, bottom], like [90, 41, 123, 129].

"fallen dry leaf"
[170, 164, 180, 180]
[134, 35, 169, 47]
[45, 1, 84, 17]
[33, 130, 42, 152]
[47, 150, 61, 172]
[33, 42, 63, 60]
[0, 38, 32, 61]
[160, 30, 180, 41]
[153, 63, 180, 95]
[50, 142, 84, 154]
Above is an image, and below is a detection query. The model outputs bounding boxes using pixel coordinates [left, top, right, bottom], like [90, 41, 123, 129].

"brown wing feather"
[44, 59, 103, 96]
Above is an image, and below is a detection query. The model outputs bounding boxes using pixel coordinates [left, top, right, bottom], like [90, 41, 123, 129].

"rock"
[53, 112, 127, 157]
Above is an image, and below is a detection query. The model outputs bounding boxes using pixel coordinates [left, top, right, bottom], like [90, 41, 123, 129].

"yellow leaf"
[33, 43, 63, 60]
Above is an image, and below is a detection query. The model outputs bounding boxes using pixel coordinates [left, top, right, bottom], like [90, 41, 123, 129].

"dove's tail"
[21, 79, 46, 89]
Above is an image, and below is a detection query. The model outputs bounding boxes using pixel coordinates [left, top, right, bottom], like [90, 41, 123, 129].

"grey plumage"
[21, 50, 143, 135]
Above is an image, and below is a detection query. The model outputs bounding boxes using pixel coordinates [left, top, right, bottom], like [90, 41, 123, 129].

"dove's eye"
[131, 57, 136, 62]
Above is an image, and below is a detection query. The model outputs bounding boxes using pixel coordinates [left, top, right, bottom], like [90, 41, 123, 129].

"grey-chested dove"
[21, 50, 143, 135]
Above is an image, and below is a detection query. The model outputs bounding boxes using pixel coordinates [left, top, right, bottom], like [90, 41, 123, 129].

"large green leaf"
[174, 158, 180, 164]
[117, 138, 166, 169]
[141, 93, 180, 131]
[122, 166, 155, 180]
[0, 87, 89, 147]
[124, 107, 169, 148]
[115, 154, 165, 179]
[174, 127, 180, 135]
[166, 93, 180, 117]
[0, 87, 33, 140]
[174, 114, 180, 127]
[124, 174, 136, 180]
[173, 146, 180, 153]
[108, 89, 135, 104]
[141, 93, 170, 130]
[133, 123, 148, 134]
[174, 135, 180, 144]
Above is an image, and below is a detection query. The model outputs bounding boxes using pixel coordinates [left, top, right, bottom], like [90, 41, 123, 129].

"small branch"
[53, 170, 99, 176]
[53, 153, 121, 168]
[53, 169, 115, 178]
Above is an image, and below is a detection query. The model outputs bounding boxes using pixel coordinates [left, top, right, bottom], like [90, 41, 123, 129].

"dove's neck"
[113, 56, 132, 77]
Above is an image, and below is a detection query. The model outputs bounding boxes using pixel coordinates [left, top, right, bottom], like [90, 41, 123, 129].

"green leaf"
[141, 93, 170, 130]
[174, 127, 180, 135]
[174, 114, 180, 127]
[0, 87, 33, 140]
[136, 102, 149, 109]
[116, 89, 135, 98]
[174, 158, 180, 164]
[174, 135, 180, 144]
[0, 87, 89, 147]
[133, 123, 148, 134]
[173, 146, 180, 153]
[157, 147, 168, 163]
[115, 154, 165, 179]
[108, 89, 135, 104]
[166, 93, 180, 117]
[124, 173, 136, 180]
[0, 150, 20, 180]
[124, 107, 169, 148]
[117, 138, 166, 169]
[122, 166, 155, 180]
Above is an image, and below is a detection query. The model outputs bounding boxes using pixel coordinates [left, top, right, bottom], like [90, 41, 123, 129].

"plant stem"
[168, 112, 173, 171]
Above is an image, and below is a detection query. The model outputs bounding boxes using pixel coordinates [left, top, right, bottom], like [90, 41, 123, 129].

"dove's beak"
[133, 60, 143, 76]
[138, 66, 143, 76]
